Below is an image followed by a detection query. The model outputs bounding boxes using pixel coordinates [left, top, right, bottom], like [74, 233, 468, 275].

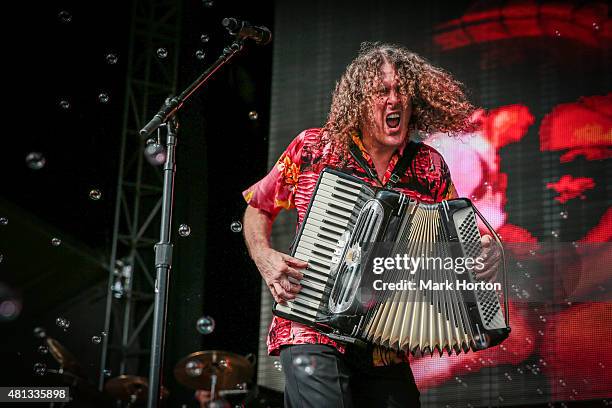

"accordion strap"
[349, 142, 379, 182]
[349, 139, 421, 188]
[385, 141, 420, 188]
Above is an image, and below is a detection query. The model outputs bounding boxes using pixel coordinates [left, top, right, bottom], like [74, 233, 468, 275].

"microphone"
[222, 17, 272, 45]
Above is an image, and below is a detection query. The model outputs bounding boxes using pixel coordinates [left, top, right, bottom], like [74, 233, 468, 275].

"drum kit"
[174, 350, 254, 407]
[40, 337, 255, 407]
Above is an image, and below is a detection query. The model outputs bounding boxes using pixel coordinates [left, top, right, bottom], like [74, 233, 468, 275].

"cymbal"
[174, 350, 254, 391]
[104, 375, 169, 402]
[46, 337, 82, 375]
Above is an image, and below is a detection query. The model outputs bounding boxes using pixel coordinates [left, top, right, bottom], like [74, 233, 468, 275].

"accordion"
[273, 168, 510, 355]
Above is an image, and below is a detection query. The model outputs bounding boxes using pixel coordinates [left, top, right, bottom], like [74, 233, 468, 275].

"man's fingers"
[476, 268, 493, 281]
[286, 266, 304, 280]
[489, 252, 501, 264]
[283, 254, 308, 268]
[273, 282, 295, 301]
[481, 246, 492, 259]
[476, 264, 498, 282]
[477, 271, 498, 283]
[477, 248, 501, 282]
[480, 242, 499, 263]
[291, 283, 302, 294]
[268, 284, 284, 304]
[280, 277, 302, 294]
[483, 252, 501, 269]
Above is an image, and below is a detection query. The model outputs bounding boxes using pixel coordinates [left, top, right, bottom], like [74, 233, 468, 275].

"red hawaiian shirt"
[243, 128, 457, 358]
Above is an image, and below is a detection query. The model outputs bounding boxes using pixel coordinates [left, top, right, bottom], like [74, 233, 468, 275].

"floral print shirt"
[243, 128, 457, 360]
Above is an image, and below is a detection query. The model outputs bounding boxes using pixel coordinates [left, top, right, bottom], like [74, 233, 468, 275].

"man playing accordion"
[242, 42, 501, 408]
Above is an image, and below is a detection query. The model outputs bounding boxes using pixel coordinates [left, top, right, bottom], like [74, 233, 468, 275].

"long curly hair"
[319, 42, 476, 161]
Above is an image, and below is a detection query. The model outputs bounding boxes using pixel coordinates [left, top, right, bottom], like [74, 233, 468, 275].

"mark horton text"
[371, 254, 501, 291]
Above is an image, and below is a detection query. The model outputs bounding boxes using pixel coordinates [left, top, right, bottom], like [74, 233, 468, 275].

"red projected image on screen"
[414, 96, 612, 401]
[433, 1, 610, 51]
[540, 94, 612, 401]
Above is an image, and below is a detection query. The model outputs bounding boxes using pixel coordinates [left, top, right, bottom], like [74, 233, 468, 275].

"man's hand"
[253, 247, 307, 304]
[243, 205, 307, 304]
[475, 234, 501, 282]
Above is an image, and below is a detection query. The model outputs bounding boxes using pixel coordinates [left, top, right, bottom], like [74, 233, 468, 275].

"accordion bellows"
[273, 168, 510, 355]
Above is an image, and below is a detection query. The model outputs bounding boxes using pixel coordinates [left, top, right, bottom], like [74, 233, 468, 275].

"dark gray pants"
[279, 344, 420, 408]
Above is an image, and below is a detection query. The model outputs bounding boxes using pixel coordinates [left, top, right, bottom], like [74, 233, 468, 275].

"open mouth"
[385, 113, 400, 129]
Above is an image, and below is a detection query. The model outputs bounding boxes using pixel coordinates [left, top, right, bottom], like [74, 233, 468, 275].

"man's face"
[361, 62, 412, 153]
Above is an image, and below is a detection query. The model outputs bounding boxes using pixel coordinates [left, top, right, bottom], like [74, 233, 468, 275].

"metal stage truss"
[98, 0, 182, 391]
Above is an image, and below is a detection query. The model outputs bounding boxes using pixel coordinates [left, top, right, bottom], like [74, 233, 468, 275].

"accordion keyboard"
[275, 170, 372, 323]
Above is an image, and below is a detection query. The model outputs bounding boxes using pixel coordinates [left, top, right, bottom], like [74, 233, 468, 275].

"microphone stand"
[140, 40, 245, 137]
[142, 38, 246, 408]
